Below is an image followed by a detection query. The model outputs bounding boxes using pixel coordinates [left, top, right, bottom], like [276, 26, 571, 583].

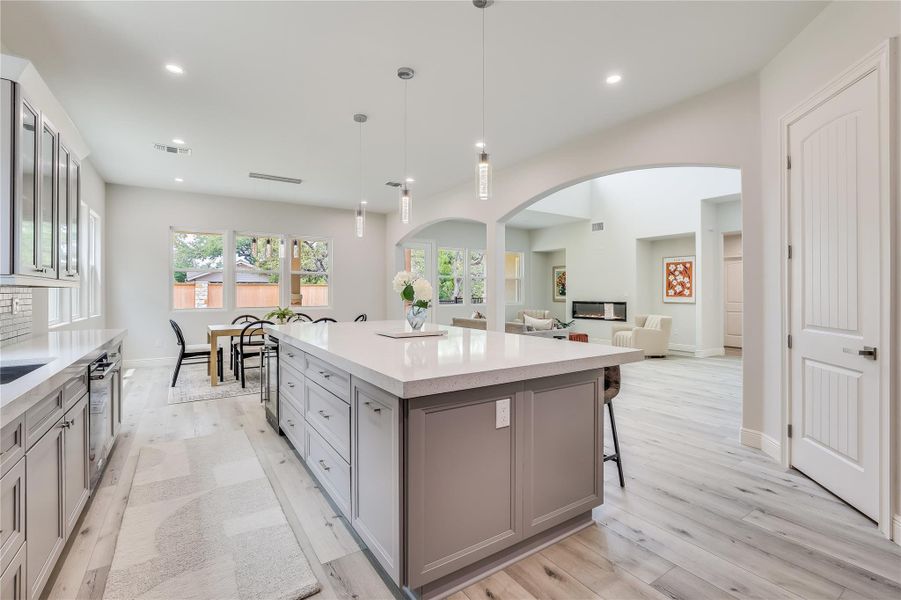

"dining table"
[206, 323, 266, 386]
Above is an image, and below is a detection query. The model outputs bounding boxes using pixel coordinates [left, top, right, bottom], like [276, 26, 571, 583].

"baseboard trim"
[892, 515, 901, 546]
[123, 357, 176, 369]
[740, 427, 781, 463]
[694, 347, 725, 358]
[668, 343, 696, 353]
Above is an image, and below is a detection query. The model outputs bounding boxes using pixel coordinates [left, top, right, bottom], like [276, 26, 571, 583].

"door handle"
[843, 346, 877, 360]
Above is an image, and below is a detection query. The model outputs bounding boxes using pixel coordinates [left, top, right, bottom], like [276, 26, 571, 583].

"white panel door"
[789, 69, 880, 520]
[724, 258, 743, 348]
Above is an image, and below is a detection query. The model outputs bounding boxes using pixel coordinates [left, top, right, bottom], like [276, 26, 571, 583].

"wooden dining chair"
[288, 313, 313, 322]
[235, 320, 275, 388]
[169, 319, 222, 387]
[354, 314, 367, 322]
[314, 317, 337, 323]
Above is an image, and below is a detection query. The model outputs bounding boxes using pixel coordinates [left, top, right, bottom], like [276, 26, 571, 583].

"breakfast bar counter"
[265, 320, 642, 599]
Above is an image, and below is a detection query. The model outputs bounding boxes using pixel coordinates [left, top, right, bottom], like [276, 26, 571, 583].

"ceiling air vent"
[153, 143, 192, 155]
[384, 181, 402, 188]
[248, 172, 303, 185]
[591, 222, 605, 232]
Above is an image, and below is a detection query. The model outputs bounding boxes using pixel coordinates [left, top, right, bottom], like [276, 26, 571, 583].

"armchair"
[611, 314, 672, 357]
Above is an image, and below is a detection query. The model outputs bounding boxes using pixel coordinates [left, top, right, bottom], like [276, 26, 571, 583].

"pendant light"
[474, 0, 492, 201]
[397, 67, 415, 224]
[354, 113, 368, 238]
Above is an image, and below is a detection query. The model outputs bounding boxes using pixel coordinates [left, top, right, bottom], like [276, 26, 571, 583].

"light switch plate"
[496, 398, 511, 429]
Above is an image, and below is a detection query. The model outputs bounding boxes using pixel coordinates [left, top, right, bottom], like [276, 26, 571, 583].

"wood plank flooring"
[46, 356, 900, 600]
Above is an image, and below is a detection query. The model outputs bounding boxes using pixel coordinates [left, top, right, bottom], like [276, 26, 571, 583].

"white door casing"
[785, 46, 891, 525]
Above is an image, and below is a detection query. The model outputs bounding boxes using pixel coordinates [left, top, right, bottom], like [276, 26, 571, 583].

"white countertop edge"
[266, 324, 643, 399]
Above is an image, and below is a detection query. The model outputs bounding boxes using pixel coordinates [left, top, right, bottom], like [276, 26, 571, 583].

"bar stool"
[604, 366, 625, 487]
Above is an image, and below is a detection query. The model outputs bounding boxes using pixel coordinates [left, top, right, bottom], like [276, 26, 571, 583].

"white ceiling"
[0, 1, 824, 213]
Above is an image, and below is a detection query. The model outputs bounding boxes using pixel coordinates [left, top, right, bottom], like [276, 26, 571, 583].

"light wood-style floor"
[46, 356, 901, 600]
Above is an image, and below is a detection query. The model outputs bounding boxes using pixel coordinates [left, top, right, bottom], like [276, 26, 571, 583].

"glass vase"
[406, 305, 428, 331]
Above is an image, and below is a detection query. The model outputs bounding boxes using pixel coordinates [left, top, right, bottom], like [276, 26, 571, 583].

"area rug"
[168, 363, 263, 405]
[103, 430, 321, 600]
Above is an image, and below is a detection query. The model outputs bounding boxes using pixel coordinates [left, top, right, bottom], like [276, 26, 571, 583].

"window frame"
[288, 237, 332, 309]
[88, 210, 102, 317]
[437, 246, 466, 305]
[169, 227, 227, 312]
[234, 232, 283, 310]
[504, 251, 525, 305]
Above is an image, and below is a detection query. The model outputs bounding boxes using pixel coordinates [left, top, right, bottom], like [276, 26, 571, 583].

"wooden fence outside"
[173, 283, 328, 309]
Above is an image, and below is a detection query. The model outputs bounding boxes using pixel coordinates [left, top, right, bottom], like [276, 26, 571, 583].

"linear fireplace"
[571, 301, 627, 322]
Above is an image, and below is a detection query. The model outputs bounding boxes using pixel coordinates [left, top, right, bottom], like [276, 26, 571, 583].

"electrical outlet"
[12, 297, 21, 314]
[495, 398, 511, 429]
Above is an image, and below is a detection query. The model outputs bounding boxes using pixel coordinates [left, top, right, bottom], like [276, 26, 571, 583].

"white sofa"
[611, 314, 672, 357]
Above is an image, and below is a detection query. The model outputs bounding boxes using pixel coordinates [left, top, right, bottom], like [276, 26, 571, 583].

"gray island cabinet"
[266, 320, 642, 599]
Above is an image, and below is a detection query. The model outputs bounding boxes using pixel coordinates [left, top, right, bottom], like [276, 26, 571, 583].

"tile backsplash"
[0, 287, 33, 345]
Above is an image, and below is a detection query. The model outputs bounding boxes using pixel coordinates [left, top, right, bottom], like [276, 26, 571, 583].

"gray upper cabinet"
[1, 77, 80, 287]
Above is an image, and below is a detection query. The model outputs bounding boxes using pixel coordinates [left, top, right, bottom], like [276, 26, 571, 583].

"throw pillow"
[523, 314, 553, 331]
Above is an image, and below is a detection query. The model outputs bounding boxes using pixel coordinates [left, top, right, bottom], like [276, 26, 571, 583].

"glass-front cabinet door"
[37, 116, 58, 278]
[66, 158, 80, 278]
[58, 143, 69, 276]
[17, 97, 40, 275]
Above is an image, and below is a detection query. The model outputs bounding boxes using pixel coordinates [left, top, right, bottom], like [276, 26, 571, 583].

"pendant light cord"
[359, 120, 363, 202]
[481, 6, 486, 144]
[403, 80, 408, 181]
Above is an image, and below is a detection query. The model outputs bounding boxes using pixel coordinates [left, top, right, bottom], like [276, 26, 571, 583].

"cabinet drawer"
[305, 380, 350, 462]
[305, 355, 350, 404]
[279, 342, 305, 375]
[0, 457, 25, 575]
[24, 390, 63, 450]
[61, 373, 88, 412]
[279, 361, 305, 413]
[306, 425, 351, 518]
[0, 542, 25, 600]
[0, 416, 24, 478]
[279, 398, 305, 457]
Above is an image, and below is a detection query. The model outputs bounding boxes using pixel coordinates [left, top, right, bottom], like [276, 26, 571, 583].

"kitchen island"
[264, 320, 642, 599]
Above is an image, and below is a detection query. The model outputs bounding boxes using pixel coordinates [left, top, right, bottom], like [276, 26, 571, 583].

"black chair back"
[289, 313, 313, 322]
[169, 319, 187, 348]
[354, 314, 367, 322]
[231, 314, 258, 324]
[314, 317, 337, 323]
[240, 320, 274, 351]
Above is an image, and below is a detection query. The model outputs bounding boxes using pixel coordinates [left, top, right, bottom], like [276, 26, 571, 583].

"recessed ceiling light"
[475, 141, 486, 149]
[165, 64, 184, 75]
[172, 138, 185, 145]
[405, 177, 415, 183]
[606, 74, 622, 85]
[174, 177, 184, 182]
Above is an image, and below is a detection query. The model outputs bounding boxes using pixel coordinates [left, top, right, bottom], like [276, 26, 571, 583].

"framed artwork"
[552, 266, 566, 302]
[663, 256, 695, 303]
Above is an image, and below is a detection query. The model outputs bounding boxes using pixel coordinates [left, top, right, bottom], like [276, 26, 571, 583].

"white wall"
[106, 184, 386, 363]
[636, 235, 697, 350]
[530, 249, 566, 322]
[757, 0, 900, 529]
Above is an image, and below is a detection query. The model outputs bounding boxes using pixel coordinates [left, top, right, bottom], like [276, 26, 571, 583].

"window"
[404, 247, 427, 280]
[505, 251, 524, 304]
[172, 230, 224, 310]
[71, 201, 87, 321]
[88, 211, 102, 317]
[235, 234, 281, 308]
[437, 248, 464, 304]
[48, 288, 64, 327]
[469, 250, 485, 304]
[48, 202, 90, 327]
[290, 238, 330, 307]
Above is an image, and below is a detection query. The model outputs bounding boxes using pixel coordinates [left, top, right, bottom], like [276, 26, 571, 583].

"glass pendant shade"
[293, 240, 299, 258]
[265, 238, 272, 259]
[477, 151, 491, 201]
[400, 186, 412, 225]
[251, 237, 258, 255]
[355, 203, 366, 238]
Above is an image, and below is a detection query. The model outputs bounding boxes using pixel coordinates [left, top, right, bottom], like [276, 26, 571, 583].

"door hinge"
[787, 244, 792, 259]
[787, 424, 793, 438]
[787, 334, 793, 349]
[786, 155, 792, 170]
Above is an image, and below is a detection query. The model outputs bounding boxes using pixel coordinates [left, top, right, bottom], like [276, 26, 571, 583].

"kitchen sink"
[0, 362, 49, 385]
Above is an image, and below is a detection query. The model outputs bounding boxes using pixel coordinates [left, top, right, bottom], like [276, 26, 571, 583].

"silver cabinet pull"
[286, 419, 294, 427]
[318, 370, 331, 379]
[318, 410, 330, 419]
[364, 401, 381, 414]
[843, 346, 877, 360]
[286, 381, 295, 388]
[318, 459, 331, 472]
[33, 267, 48, 273]
[287, 352, 295, 358]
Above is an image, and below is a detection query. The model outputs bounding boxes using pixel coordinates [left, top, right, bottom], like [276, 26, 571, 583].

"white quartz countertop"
[1, 329, 126, 421]
[266, 321, 642, 398]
